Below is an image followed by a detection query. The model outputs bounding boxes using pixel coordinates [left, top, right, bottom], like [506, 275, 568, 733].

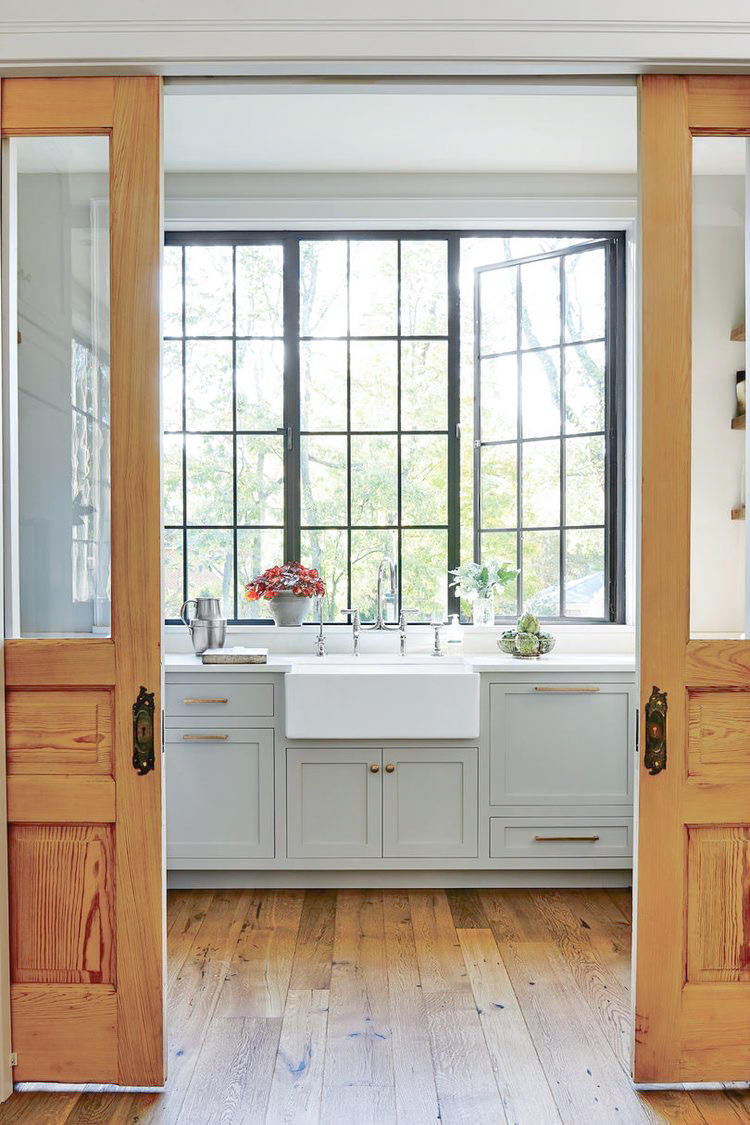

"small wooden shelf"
[731, 505, 746, 520]
[732, 413, 746, 430]
[731, 323, 746, 342]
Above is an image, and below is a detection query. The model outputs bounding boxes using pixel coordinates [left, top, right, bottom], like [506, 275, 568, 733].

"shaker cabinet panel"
[286, 747, 382, 859]
[489, 683, 634, 807]
[166, 728, 274, 863]
[382, 747, 478, 859]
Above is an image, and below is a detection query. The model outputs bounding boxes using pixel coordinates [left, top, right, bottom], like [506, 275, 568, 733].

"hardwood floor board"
[61, 1092, 161, 1124]
[409, 891, 471, 994]
[563, 889, 633, 955]
[382, 891, 441, 1124]
[0, 1092, 78, 1125]
[166, 890, 214, 994]
[265, 989, 329, 1125]
[638, 1089, 710, 1123]
[457, 927, 562, 1124]
[424, 990, 508, 1125]
[288, 891, 337, 991]
[320, 1084, 396, 1124]
[500, 940, 655, 1124]
[446, 889, 489, 929]
[176, 1016, 281, 1125]
[479, 889, 551, 942]
[608, 887, 633, 923]
[323, 891, 393, 1090]
[215, 891, 305, 1018]
[690, 1090, 750, 1123]
[166, 892, 189, 934]
[528, 889, 632, 1071]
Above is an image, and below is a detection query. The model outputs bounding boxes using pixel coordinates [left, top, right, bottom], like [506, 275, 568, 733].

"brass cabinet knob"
[385, 763, 395, 773]
[370, 763, 380, 773]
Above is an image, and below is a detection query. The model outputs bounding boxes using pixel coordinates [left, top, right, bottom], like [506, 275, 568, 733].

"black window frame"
[163, 228, 626, 626]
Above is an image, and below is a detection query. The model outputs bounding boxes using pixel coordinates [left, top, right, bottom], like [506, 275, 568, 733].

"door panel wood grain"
[1, 76, 164, 1085]
[636, 73, 750, 1081]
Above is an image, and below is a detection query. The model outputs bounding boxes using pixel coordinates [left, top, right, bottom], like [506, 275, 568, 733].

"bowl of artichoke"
[497, 613, 556, 659]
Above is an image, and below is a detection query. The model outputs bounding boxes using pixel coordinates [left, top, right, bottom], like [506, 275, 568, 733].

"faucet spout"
[376, 557, 397, 629]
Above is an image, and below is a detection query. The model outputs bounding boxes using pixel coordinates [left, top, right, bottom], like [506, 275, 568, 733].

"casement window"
[163, 231, 625, 624]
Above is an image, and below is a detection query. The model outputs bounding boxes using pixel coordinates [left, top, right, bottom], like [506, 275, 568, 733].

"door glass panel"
[690, 137, 747, 637]
[15, 136, 111, 636]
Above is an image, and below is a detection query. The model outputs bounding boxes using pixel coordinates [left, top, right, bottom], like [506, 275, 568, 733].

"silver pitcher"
[180, 597, 226, 654]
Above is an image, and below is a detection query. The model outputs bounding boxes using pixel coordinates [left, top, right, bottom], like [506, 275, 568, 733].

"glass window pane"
[401, 435, 448, 525]
[401, 529, 448, 623]
[522, 439, 560, 527]
[565, 247, 605, 343]
[522, 349, 560, 439]
[301, 436, 347, 526]
[350, 240, 397, 336]
[163, 245, 183, 336]
[237, 435, 284, 525]
[351, 435, 398, 526]
[565, 528, 605, 618]
[479, 267, 516, 356]
[564, 342, 605, 434]
[521, 256, 560, 351]
[185, 340, 233, 431]
[565, 435, 605, 526]
[163, 340, 183, 432]
[351, 529, 398, 622]
[480, 356, 516, 442]
[184, 246, 232, 336]
[237, 528, 285, 620]
[351, 340, 397, 431]
[186, 434, 233, 525]
[163, 435, 184, 525]
[163, 529, 184, 619]
[300, 240, 347, 337]
[235, 244, 283, 337]
[480, 531, 518, 617]
[301, 529, 349, 622]
[236, 340, 284, 431]
[400, 240, 448, 336]
[480, 445, 516, 529]
[16, 135, 111, 637]
[300, 341, 348, 432]
[186, 529, 233, 618]
[401, 340, 448, 430]
[523, 530, 560, 616]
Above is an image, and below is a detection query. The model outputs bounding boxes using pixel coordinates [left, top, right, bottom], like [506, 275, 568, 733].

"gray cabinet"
[382, 747, 478, 859]
[166, 727, 275, 866]
[286, 747, 382, 859]
[489, 682, 634, 807]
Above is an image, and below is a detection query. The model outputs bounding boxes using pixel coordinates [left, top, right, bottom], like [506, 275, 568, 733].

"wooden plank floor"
[2, 889, 749, 1124]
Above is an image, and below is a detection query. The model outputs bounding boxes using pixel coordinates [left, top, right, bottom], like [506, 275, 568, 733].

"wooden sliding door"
[636, 75, 750, 1081]
[1, 77, 164, 1084]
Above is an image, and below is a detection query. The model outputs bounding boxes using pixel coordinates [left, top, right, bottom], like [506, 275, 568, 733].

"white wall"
[691, 175, 746, 636]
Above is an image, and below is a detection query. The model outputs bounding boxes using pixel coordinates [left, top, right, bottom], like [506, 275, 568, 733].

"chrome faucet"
[373, 557, 398, 630]
[341, 608, 361, 656]
[315, 597, 326, 657]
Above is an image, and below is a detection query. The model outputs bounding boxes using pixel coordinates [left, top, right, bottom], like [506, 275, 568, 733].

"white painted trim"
[0, 142, 19, 640]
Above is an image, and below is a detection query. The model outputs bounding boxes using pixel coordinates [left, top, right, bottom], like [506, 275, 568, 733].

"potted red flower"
[245, 562, 325, 627]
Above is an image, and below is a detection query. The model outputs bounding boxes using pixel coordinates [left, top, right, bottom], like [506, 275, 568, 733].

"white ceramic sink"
[284, 658, 480, 739]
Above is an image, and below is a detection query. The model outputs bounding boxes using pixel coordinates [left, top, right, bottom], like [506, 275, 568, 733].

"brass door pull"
[133, 686, 155, 776]
[370, 763, 380, 773]
[534, 834, 600, 842]
[182, 734, 229, 741]
[644, 685, 667, 775]
[534, 686, 600, 693]
[385, 763, 395, 773]
[183, 697, 229, 705]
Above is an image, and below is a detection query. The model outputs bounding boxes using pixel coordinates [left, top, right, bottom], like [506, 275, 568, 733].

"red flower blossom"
[244, 561, 326, 602]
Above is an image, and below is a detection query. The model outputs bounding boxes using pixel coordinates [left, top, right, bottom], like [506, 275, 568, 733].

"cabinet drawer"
[489, 682, 634, 806]
[490, 816, 632, 859]
[165, 726, 267, 747]
[165, 680, 274, 721]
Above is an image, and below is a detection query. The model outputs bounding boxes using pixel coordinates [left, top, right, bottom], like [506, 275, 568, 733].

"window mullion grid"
[284, 237, 301, 564]
[447, 234, 461, 619]
[515, 263, 523, 619]
[559, 255, 566, 619]
[396, 240, 403, 616]
[472, 266, 482, 570]
[346, 241, 353, 611]
[180, 246, 188, 614]
[231, 246, 238, 622]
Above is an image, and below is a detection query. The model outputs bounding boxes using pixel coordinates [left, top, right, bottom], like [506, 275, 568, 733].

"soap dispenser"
[445, 614, 464, 649]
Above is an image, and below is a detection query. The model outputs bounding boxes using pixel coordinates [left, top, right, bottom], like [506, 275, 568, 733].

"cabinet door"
[286, 748, 382, 859]
[382, 747, 478, 859]
[489, 683, 633, 806]
[166, 729, 274, 864]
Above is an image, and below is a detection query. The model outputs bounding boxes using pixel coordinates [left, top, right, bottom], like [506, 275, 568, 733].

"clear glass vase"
[472, 596, 494, 627]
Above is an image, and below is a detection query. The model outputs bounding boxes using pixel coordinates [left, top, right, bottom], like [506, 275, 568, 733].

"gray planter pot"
[267, 592, 312, 627]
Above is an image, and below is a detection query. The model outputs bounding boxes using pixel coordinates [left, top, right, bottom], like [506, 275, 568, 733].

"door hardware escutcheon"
[644, 686, 667, 775]
[133, 686, 155, 776]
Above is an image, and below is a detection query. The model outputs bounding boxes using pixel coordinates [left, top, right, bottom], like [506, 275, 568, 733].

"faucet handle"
[341, 608, 360, 623]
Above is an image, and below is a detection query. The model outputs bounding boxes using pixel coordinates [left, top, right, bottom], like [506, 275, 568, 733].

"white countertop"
[165, 652, 635, 675]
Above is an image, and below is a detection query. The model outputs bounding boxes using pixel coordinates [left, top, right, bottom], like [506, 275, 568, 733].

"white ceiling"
[163, 89, 747, 177]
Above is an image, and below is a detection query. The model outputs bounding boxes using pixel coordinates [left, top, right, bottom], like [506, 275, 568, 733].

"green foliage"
[449, 560, 519, 601]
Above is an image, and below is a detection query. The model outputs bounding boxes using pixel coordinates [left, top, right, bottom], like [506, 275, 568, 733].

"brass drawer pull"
[385, 763, 395, 773]
[182, 734, 229, 741]
[183, 697, 229, 705]
[534, 834, 601, 842]
[370, 763, 380, 773]
[534, 686, 600, 693]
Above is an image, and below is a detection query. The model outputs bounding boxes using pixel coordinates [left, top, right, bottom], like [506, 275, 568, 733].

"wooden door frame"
[636, 74, 750, 1082]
